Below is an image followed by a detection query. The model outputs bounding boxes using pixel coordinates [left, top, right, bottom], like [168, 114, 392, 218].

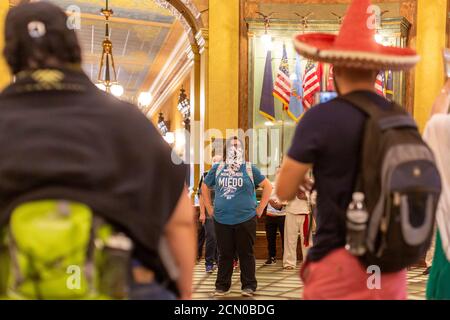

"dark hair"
[3, 2, 82, 74]
[225, 136, 244, 149]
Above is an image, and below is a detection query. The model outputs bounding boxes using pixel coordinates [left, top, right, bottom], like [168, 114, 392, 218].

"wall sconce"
[158, 113, 169, 136]
[164, 132, 175, 145]
[177, 87, 191, 120]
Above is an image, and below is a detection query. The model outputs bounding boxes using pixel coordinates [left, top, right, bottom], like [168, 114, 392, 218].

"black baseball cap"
[4, 1, 82, 74]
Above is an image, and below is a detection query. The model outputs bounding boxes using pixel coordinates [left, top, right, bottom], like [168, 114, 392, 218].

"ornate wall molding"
[180, 0, 202, 20]
[153, 0, 205, 50]
[144, 34, 194, 117]
[153, 0, 192, 34]
[195, 28, 208, 54]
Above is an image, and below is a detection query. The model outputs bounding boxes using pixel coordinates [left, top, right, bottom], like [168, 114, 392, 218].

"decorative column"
[0, 1, 11, 90]
[196, 28, 208, 176]
[208, 0, 240, 135]
[414, 0, 448, 131]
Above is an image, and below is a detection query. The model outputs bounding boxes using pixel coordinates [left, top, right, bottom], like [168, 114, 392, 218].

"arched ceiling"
[8, 0, 207, 107]
[51, 0, 175, 23]
[46, 0, 184, 98]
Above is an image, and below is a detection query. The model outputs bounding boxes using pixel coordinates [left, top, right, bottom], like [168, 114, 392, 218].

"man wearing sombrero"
[276, 0, 420, 299]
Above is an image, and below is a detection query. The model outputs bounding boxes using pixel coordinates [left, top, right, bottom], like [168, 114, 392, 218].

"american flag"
[375, 72, 386, 97]
[302, 61, 321, 110]
[273, 44, 291, 110]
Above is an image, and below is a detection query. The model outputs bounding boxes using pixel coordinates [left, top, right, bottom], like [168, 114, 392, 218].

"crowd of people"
[0, 0, 448, 301]
[195, 0, 450, 300]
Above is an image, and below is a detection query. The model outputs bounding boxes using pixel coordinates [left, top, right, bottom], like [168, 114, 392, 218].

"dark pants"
[214, 217, 257, 291]
[197, 221, 205, 259]
[265, 215, 285, 258]
[204, 217, 218, 266]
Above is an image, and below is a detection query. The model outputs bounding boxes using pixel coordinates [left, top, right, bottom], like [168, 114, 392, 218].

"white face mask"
[226, 145, 244, 175]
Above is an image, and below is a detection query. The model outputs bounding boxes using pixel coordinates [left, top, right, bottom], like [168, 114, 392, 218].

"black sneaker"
[264, 257, 276, 265]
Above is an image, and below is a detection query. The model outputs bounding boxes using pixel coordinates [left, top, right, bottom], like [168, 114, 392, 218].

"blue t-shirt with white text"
[204, 163, 265, 225]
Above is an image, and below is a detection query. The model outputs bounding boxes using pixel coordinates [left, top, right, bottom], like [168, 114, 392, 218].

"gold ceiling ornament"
[294, 12, 314, 33]
[96, 0, 124, 97]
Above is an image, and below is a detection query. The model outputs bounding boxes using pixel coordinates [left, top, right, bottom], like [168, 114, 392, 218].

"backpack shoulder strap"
[339, 91, 388, 118]
[246, 162, 255, 187]
[340, 92, 417, 131]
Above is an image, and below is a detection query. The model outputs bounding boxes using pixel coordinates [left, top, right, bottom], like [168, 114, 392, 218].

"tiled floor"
[193, 260, 428, 300]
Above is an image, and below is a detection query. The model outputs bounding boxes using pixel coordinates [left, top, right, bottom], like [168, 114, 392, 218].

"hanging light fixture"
[96, 0, 124, 97]
[177, 86, 191, 119]
[157, 113, 169, 136]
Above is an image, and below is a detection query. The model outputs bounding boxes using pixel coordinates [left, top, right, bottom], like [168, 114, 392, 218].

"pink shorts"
[301, 248, 407, 300]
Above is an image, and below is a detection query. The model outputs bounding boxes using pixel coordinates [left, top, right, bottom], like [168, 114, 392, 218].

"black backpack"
[341, 92, 442, 273]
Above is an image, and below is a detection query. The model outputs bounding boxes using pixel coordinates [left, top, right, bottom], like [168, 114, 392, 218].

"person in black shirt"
[277, 0, 419, 300]
[0, 2, 196, 300]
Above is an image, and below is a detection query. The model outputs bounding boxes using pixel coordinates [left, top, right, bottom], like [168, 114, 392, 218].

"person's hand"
[199, 212, 206, 225]
[269, 199, 283, 210]
[256, 206, 264, 218]
[300, 178, 314, 193]
[296, 190, 308, 201]
[207, 205, 214, 217]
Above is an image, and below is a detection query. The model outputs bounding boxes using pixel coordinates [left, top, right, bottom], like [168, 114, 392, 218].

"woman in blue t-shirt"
[202, 137, 272, 297]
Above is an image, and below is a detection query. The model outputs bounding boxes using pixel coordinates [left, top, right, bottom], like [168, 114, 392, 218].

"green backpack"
[0, 200, 132, 300]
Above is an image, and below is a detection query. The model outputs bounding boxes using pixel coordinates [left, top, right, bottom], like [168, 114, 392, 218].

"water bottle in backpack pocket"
[346, 192, 369, 256]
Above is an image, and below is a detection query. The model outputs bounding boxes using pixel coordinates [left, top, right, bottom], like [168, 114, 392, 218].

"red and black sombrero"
[293, 0, 420, 70]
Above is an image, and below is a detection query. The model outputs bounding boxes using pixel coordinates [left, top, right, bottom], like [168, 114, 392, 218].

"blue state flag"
[287, 54, 304, 122]
[259, 50, 275, 121]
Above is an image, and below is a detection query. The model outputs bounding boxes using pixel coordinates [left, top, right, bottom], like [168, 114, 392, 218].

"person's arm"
[256, 178, 272, 217]
[431, 78, 450, 116]
[277, 156, 312, 202]
[201, 182, 214, 216]
[202, 166, 217, 217]
[198, 194, 206, 224]
[164, 186, 196, 300]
